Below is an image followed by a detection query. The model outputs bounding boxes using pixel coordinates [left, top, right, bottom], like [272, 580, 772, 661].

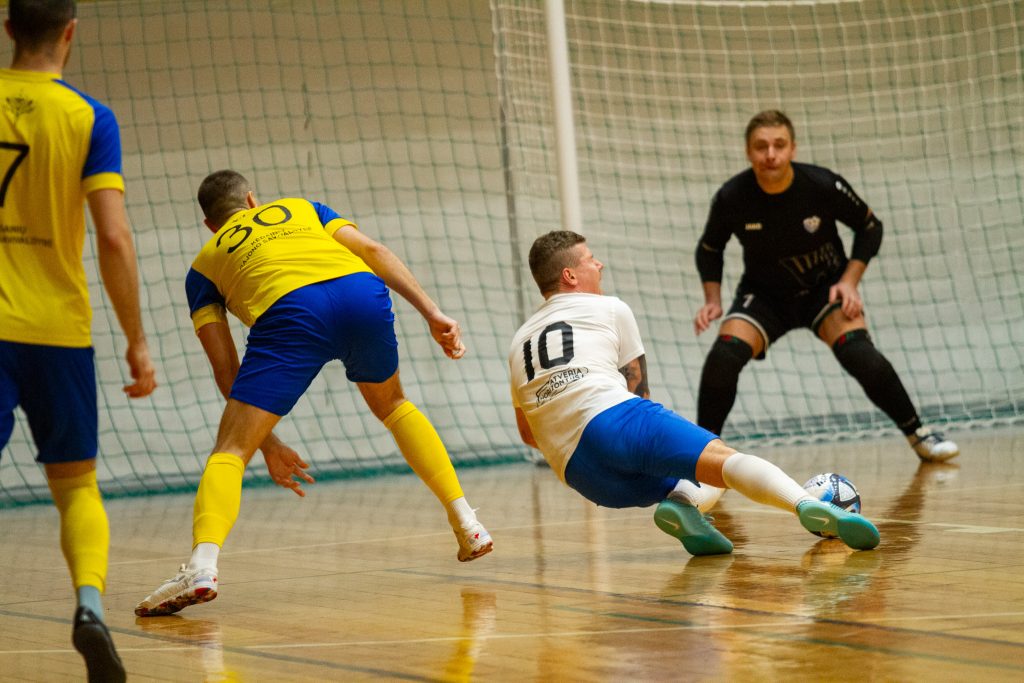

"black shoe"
[72, 606, 126, 683]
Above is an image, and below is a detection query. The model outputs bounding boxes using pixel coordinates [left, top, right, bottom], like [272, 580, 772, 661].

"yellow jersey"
[185, 198, 373, 330]
[0, 69, 126, 347]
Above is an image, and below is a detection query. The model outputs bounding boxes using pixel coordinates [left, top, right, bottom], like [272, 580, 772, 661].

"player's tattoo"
[619, 354, 649, 399]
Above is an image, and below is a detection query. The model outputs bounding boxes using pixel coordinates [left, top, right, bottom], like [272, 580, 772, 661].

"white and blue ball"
[802, 473, 862, 538]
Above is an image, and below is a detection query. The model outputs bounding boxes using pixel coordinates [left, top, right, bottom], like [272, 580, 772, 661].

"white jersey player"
[509, 292, 645, 483]
[508, 231, 881, 555]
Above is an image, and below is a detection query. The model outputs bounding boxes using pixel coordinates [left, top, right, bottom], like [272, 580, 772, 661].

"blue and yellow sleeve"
[185, 267, 227, 333]
[312, 201, 356, 235]
[72, 86, 125, 194]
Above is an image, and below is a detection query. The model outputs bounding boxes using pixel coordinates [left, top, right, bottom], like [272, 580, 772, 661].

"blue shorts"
[0, 340, 98, 463]
[231, 272, 399, 416]
[563, 397, 718, 508]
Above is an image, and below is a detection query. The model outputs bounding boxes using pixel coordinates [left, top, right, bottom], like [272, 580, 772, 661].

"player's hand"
[693, 302, 723, 335]
[829, 281, 863, 319]
[123, 340, 157, 398]
[261, 439, 315, 497]
[428, 312, 466, 360]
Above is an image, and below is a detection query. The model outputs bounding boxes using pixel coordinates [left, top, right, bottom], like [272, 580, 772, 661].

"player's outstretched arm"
[197, 321, 312, 496]
[332, 225, 466, 359]
[197, 320, 240, 400]
[88, 188, 156, 398]
[259, 433, 315, 498]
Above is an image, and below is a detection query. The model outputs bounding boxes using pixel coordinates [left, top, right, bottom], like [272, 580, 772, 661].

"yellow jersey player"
[0, 1, 157, 681]
[135, 170, 492, 617]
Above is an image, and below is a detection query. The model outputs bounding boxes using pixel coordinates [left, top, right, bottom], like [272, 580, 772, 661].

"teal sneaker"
[797, 500, 880, 550]
[654, 499, 733, 556]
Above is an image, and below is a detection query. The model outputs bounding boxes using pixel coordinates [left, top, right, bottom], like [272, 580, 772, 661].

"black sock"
[697, 335, 753, 434]
[832, 330, 921, 435]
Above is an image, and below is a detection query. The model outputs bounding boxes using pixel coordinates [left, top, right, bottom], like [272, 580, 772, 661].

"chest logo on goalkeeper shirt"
[744, 222, 762, 231]
[803, 215, 821, 234]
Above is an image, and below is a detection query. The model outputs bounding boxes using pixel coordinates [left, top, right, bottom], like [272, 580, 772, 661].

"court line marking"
[4, 613, 1020, 675]
[394, 567, 1024, 652]
[2, 616, 1017, 653]
[0, 607, 433, 681]
[109, 504, 1024, 570]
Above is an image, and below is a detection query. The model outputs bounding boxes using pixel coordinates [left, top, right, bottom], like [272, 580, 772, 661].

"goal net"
[492, 0, 1024, 441]
[0, 1, 522, 505]
[0, 0, 1020, 506]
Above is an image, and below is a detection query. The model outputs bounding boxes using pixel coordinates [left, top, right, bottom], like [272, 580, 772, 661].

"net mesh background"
[1, 0, 1020, 505]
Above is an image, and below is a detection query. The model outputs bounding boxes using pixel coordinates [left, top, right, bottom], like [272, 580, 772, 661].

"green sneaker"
[797, 500, 880, 550]
[654, 499, 733, 556]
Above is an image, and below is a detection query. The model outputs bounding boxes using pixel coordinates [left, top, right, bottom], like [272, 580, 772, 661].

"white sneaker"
[455, 520, 493, 562]
[135, 564, 218, 617]
[908, 427, 959, 462]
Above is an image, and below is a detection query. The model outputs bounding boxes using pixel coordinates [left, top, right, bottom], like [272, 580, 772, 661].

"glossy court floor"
[1, 426, 1022, 681]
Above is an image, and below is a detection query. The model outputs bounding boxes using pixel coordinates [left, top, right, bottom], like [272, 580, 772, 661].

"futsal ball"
[802, 473, 862, 538]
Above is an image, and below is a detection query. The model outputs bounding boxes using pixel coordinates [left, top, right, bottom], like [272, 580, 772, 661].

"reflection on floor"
[1, 426, 1022, 681]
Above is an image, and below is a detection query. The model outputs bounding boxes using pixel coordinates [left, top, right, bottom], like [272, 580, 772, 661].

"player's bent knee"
[357, 373, 406, 421]
[702, 336, 753, 386]
[831, 329, 896, 380]
[694, 439, 735, 488]
[381, 399, 417, 429]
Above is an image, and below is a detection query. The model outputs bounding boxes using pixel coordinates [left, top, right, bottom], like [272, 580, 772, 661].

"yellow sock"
[47, 470, 108, 593]
[383, 401, 464, 505]
[193, 453, 245, 547]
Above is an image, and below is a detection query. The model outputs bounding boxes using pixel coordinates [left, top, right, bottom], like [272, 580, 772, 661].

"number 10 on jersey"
[522, 321, 574, 380]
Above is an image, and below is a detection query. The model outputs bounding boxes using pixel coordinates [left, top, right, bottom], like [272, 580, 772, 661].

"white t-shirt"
[508, 293, 645, 481]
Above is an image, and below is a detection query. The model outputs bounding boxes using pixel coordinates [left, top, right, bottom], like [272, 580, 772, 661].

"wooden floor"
[1, 425, 1023, 681]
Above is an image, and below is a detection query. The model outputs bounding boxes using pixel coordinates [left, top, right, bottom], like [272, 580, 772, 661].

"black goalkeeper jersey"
[695, 161, 882, 295]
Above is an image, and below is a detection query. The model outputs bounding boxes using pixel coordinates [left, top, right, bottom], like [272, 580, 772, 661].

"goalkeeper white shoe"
[135, 564, 218, 617]
[455, 520, 493, 562]
[908, 427, 959, 462]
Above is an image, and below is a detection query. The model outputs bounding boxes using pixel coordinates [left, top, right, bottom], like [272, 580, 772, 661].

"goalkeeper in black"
[690, 110, 956, 496]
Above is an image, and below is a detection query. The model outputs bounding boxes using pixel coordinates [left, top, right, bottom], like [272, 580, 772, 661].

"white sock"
[668, 479, 725, 513]
[188, 542, 220, 570]
[720, 452, 813, 514]
[446, 496, 476, 529]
